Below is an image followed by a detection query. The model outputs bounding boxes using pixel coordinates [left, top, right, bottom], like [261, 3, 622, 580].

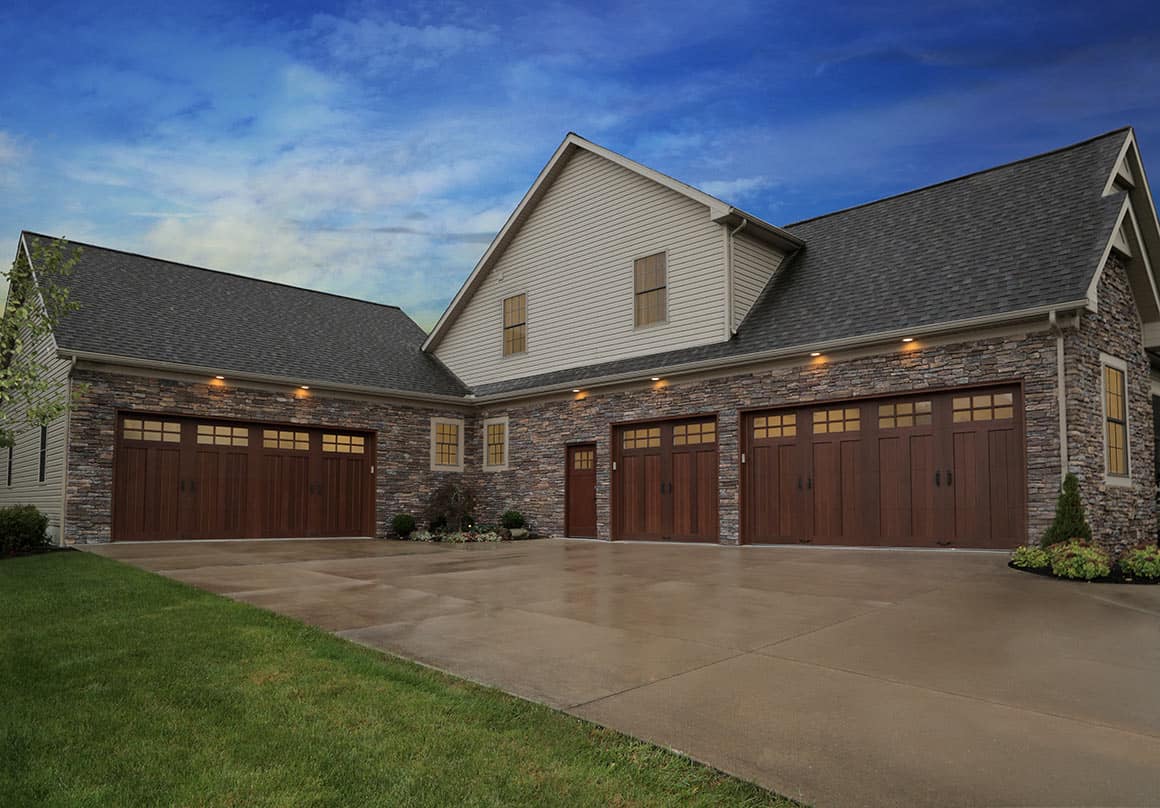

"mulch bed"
[1008, 561, 1158, 585]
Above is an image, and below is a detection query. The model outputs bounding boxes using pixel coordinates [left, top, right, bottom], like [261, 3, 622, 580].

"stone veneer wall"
[65, 368, 474, 544]
[477, 328, 1063, 546]
[1063, 254, 1157, 552]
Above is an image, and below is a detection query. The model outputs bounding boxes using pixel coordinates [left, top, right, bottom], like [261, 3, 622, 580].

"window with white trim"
[483, 417, 509, 471]
[1102, 356, 1129, 480]
[430, 417, 464, 471]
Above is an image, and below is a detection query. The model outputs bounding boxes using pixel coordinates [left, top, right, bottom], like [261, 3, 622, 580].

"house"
[3, 127, 1158, 550]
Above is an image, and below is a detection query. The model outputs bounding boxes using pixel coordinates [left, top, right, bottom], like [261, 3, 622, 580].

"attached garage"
[113, 414, 375, 540]
[742, 386, 1025, 548]
[613, 417, 719, 542]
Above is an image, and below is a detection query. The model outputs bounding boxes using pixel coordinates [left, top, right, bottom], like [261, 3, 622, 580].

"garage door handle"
[934, 470, 941, 487]
[797, 476, 802, 490]
[945, 470, 953, 486]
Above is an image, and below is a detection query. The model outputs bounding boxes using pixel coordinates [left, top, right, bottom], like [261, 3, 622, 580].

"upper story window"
[430, 417, 464, 472]
[503, 293, 526, 356]
[1102, 357, 1129, 479]
[634, 252, 667, 327]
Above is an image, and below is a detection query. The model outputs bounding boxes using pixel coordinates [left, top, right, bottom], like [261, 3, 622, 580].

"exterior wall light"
[650, 376, 661, 381]
[572, 388, 581, 393]
[300, 385, 310, 390]
[901, 337, 914, 343]
[809, 352, 822, 357]
[214, 375, 225, 380]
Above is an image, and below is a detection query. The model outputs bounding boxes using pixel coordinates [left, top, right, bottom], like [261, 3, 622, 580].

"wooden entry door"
[614, 418, 719, 542]
[113, 415, 375, 541]
[743, 386, 1025, 548]
[566, 444, 597, 538]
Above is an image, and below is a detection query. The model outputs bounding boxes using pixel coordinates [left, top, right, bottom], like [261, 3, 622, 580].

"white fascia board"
[1087, 196, 1160, 320]
[1086, 197, 1132, 311]
[17, 232, 62, 355]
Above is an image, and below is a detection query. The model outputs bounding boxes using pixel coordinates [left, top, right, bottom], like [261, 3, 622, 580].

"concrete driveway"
[87, 538, 1160, 808]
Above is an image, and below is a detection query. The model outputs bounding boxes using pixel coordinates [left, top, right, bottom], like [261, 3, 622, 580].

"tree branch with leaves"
[0, 237, 83, 447]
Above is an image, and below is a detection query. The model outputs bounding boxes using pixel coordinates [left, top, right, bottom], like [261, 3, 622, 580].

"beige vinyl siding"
[0, 324, 70, 541]
[435, 148, 728, 387]
[732, 231, 786, 332]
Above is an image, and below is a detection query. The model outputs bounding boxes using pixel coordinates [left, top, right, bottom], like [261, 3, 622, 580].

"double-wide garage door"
[743, 385, 1025, 548]
[113, 413, 375, 540]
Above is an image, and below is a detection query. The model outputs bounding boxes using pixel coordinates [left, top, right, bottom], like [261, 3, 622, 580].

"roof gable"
[422, 133, 802, 351]
[23, 234, 467, 398]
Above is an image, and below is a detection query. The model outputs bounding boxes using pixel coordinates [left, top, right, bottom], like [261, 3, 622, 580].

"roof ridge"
[19, 231, 404, 312]
[783, 126, 1132, 229]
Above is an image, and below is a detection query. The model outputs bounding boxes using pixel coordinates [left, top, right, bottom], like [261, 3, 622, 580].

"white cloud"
[309, 12, 495, 72]
[698, 176, 772, 201]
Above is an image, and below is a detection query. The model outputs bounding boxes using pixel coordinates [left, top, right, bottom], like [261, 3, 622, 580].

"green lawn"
[0, 552, 798, 807]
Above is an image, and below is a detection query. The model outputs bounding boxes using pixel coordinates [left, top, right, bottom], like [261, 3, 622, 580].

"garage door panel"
[615, 419, 718, 542]
[877, 436, 908, 542]
[114, 414, 374, 541]
[746, 385, 1026, 548]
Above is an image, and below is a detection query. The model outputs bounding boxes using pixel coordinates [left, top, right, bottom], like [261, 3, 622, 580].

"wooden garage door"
[743, 386, 1025, 548]
[113, 415, 375, 540]
[614, 418, 718, 542]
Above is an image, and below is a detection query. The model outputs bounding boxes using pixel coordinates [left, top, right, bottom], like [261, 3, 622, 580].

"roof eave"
[471, 299, 1090, 404]
[57, 348, 473, 406]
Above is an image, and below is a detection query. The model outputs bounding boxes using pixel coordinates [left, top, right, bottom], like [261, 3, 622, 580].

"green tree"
[0, 237, 82, 447]
[1040, 472, 1092, 547]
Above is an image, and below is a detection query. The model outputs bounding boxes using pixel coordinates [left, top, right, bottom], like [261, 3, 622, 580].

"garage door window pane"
[197, 424, 248, 446]
[263, 429, 309, 450]
[879, 401, 932, 429]
[323, 434, 365, 455]
[753, 413, 795, 439]
[573, 449, 593, 470]
[123, 418, 181, 443]
[954, 393, 1013, 423]
[623, 427, 661, 449]
[813, 408, 859, 434]
[674, 420, 715, 446]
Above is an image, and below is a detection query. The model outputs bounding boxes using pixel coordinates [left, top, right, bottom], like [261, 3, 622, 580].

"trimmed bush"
[1119, 544, 1160, 580]
[501, 510, 525, 530]
[0, 505, 50, 555]
[1040, 473, 1091, 548]
[1048, 540, 1111, 581]
[391, 513, 416, 538]
[1010, 545, 1050, 570]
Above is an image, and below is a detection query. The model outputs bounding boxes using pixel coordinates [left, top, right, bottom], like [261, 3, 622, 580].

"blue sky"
[2, 0, 1159, 328]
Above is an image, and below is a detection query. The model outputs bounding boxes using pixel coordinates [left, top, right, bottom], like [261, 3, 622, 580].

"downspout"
[727, 218, 748, 336]
[1049, 310, 1069, 484]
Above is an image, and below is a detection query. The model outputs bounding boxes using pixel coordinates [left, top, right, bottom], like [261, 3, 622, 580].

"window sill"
[1103, 475, 1133, 489]
[430, 465, 464, 473]
[482, 465, 510, 473]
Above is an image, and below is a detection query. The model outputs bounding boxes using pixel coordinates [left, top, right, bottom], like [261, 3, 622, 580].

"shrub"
[424, 483, 476, 533]
[409, 529, 433, 542]
[1040, 473, 1091, 548]
[1010, 545, 1050, 570]
[391, 513, 416, 538]
[501, 510, 525, 530]
[0, 505, 50, 555]
[1119, 544, 1160, 580]
[1048, 540, 1111, 581]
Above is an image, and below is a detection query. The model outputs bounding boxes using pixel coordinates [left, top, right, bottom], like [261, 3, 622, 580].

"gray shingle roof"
[472, 128, 1130, 397]
[26, 236, 467, 397]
